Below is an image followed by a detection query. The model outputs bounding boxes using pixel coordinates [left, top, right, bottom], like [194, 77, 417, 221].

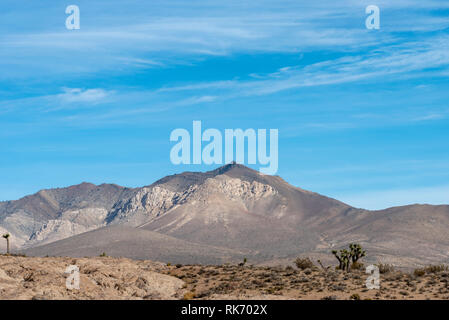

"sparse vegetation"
[414, 268, 425, 277]
[317, 259, 331, 273]
[182, 291, 196, 300]
[1, 254, 449, 300]
[238, 258, 248, 267]
[294, 257, 314, 270]
[413, 265, 448, 277]
[424, 265, 448, 274]
[350, 293, 361, 300]
[163, 261, 449, 300]
[350, 262, 364, 270]
[0, 253, 25, 257]
[377, 263, 394, 274]
[99, 252, 107, 257]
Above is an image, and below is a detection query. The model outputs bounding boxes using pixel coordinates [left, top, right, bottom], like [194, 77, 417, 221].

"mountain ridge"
[1, 164, 448, 267]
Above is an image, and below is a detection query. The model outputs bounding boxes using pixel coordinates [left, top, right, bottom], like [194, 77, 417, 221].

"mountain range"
[1, 163, 448, 267]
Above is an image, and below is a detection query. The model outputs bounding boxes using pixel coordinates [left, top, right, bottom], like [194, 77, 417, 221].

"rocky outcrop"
[0, 255, 185, 300]
[107, 176, 278, 226]
[0, 168, 281, 250]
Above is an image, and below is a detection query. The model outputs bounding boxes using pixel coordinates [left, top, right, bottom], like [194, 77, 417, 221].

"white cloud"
[156, 35, 449, 98]
[0, 3, 391, 79]
[2, 0, 449, 82]
[179, 95, 217, 105]
[115, 57, 164, 68]
[0, 88, 113, 115]
[58, 88, 111, 104]
[413, 113, 446, 122]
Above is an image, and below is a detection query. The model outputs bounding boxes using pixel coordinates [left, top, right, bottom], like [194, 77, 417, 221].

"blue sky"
[1, 0, 449, 209]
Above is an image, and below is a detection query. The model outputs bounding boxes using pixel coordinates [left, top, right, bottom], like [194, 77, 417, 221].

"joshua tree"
[238, 257, 248, 267]
[2, 233, 10, 254]
[349, 243, 366, 264]
[332, 249, 351, 271]
[317, 259, 331, 273]
[332, 243, 366, 272]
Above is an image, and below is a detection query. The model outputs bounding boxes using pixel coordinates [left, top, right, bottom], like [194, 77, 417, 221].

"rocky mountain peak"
[3, 165, 449, 268]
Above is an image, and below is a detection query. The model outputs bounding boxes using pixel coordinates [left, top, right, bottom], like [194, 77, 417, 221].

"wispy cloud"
[0, 87, 113, 114]
[115, 57, 164, 68]
[413, 113, 447, 122]
[156, 35, 449, 99]
[0, 2, 390, 80]
[2, 0, 448, 83]
[58, 88, 110, 104]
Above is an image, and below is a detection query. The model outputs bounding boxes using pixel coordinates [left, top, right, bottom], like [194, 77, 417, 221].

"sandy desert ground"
[1, 254, 448, 300]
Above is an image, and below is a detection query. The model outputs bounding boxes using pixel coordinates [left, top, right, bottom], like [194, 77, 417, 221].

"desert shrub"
[377, 263, 394, 274]
[350, 262, 364, 270]
[99, 252, 107, 257]
[285, 265, 294, 272]
[294, 257, 314, 270]
[265, 287, 276, 294]
[182, 292, 196, 300]
[424, 265, 448, 274]
[414, 268, 425, 277]
[176, 263, 183, 268]
[166, 262, 171, 266]
[0, 253, 26, 257]
[349, 293, 361, 300]
[413, 265, 448, 277]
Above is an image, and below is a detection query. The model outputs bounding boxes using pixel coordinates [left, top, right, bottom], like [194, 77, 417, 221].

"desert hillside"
[2, 164, 449, 268]
[1, 255, 448, 300]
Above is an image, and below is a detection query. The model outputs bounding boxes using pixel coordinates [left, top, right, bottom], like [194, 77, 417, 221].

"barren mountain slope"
[23, 225, 250, 265]
[318, 204, 449, 266]
[3, 163, 449, 267]
[0, 183, 134, 250]
[97, 163, 351, 258]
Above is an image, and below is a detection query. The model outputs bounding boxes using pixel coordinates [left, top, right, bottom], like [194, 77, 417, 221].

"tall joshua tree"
[349, 243, 366, 264]
[332, 243, 366, 272]
[2, 233, 10, 254]
[332, 249, 351, 271]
